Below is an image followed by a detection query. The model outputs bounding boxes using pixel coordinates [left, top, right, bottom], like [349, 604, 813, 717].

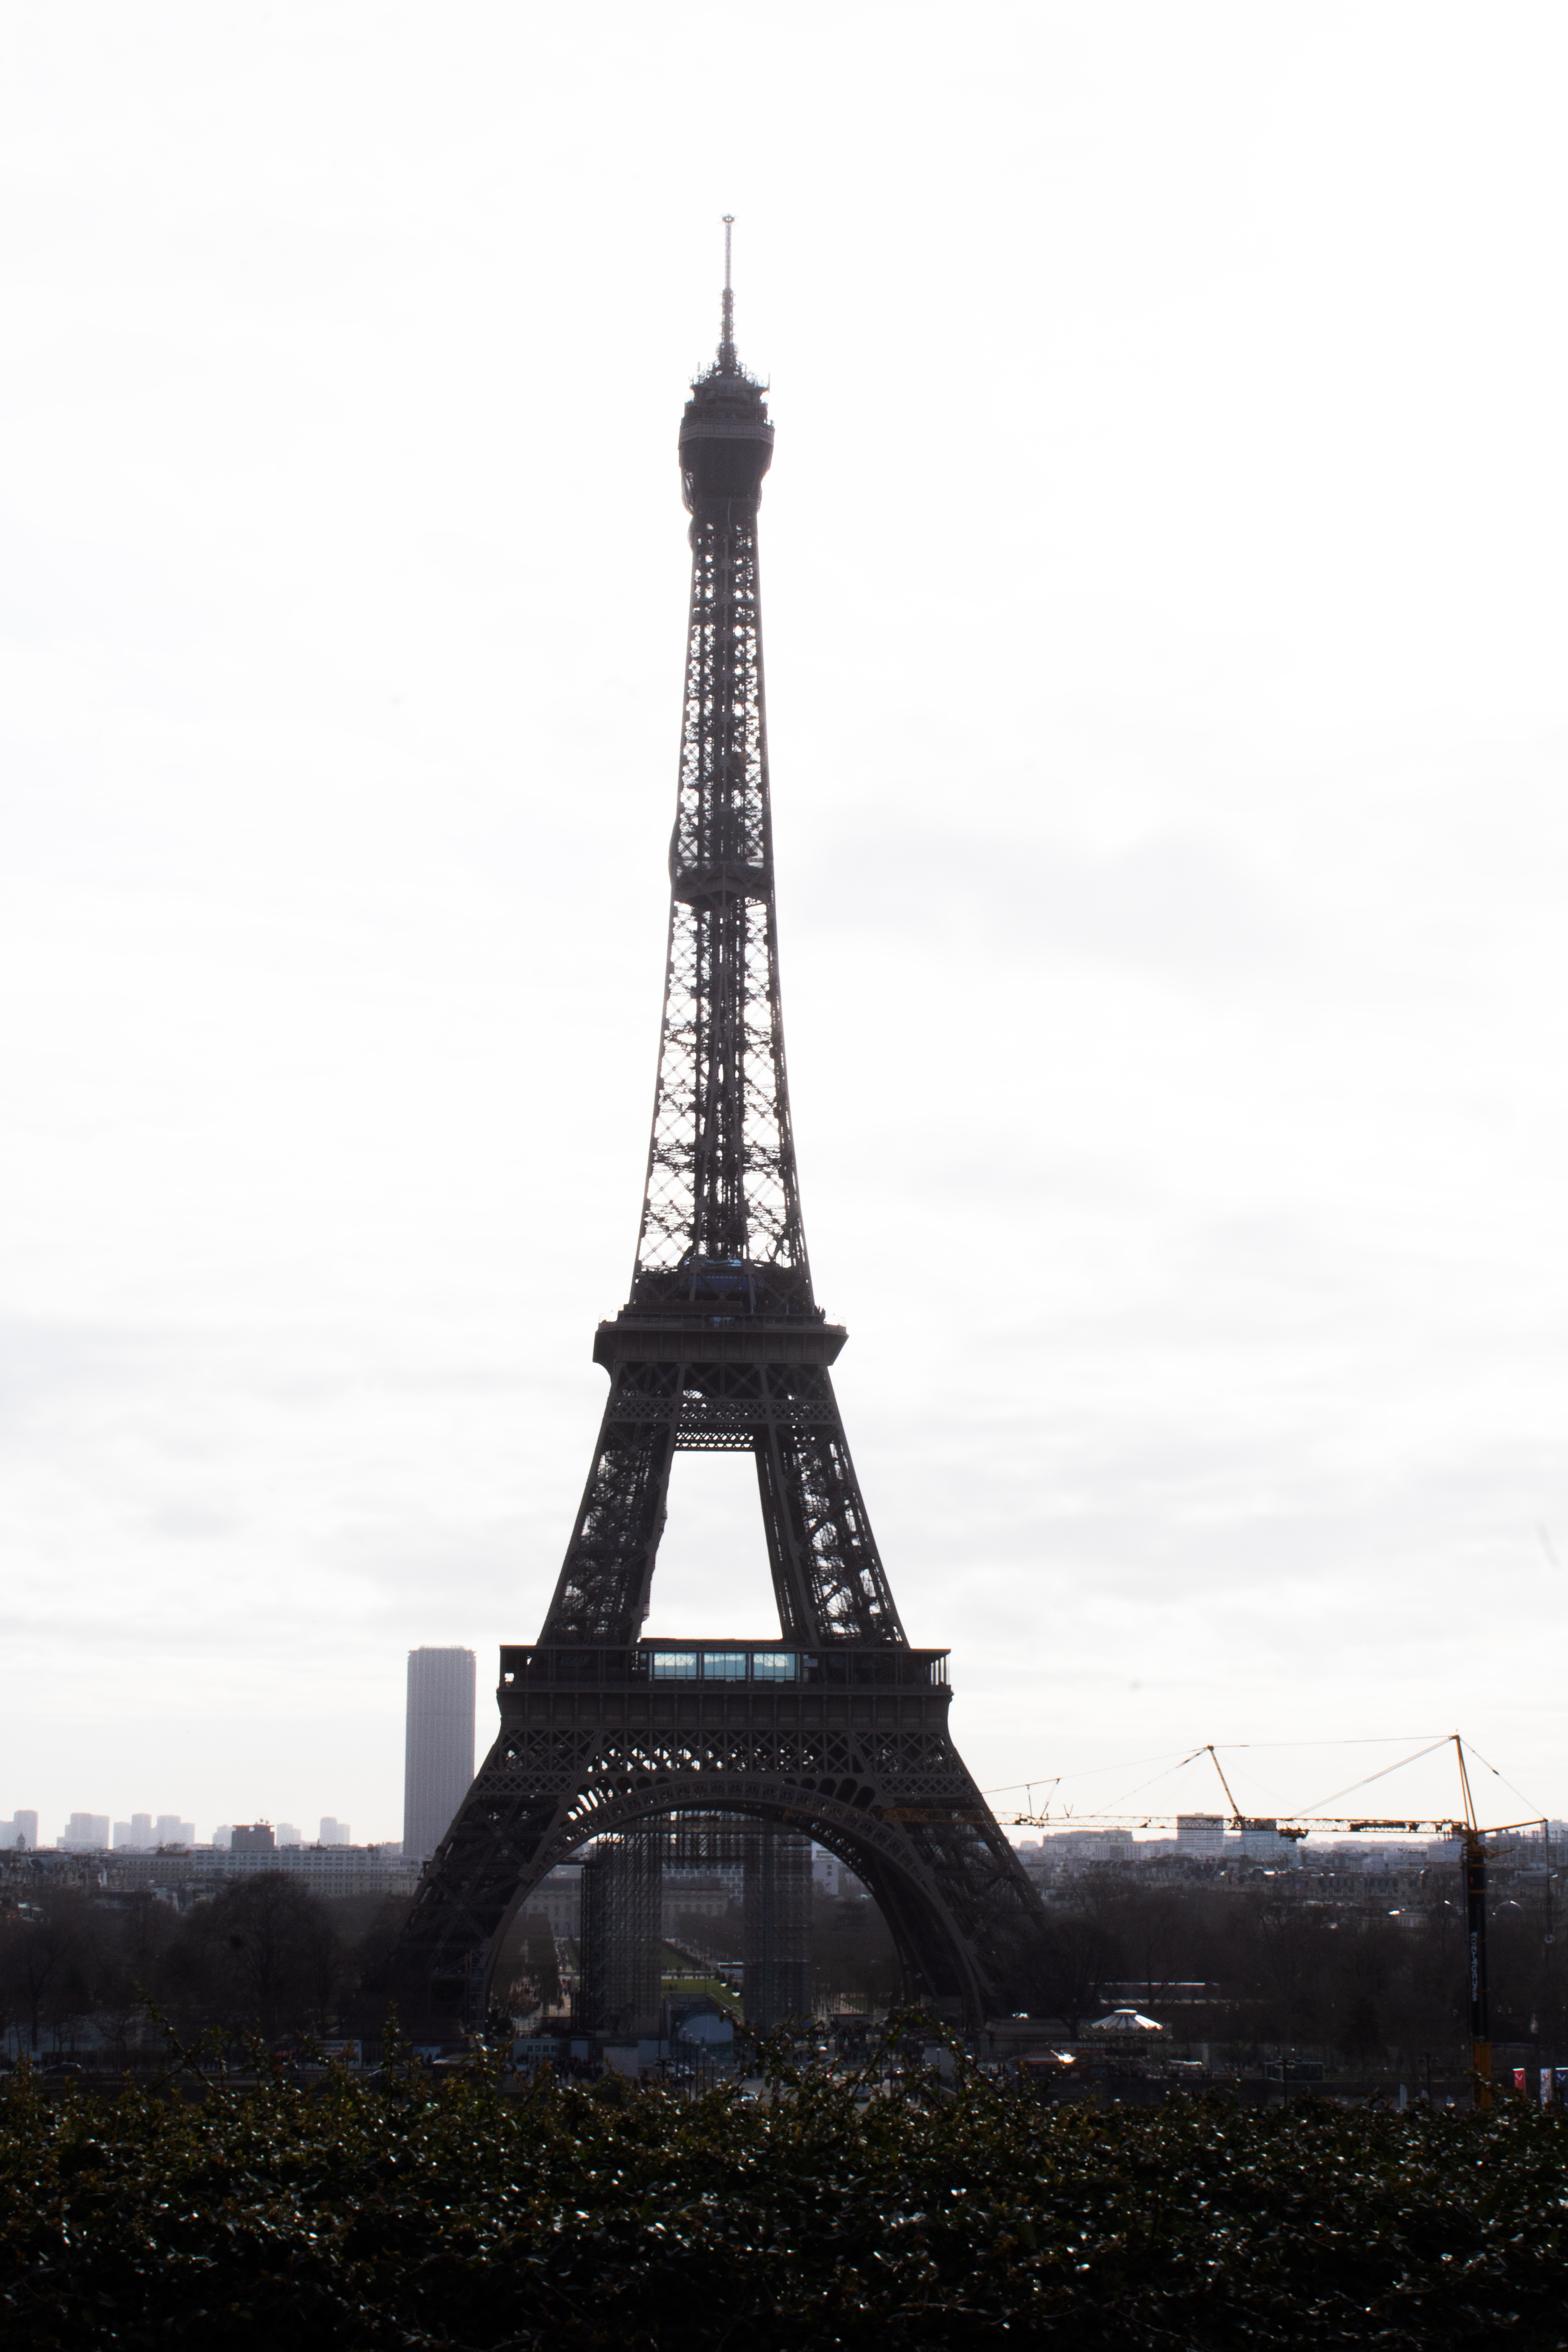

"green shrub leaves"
[2, 2049, 1566, 2347]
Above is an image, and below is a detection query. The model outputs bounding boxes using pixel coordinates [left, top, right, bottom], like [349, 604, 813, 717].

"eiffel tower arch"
[387, 230, 1051, 2035]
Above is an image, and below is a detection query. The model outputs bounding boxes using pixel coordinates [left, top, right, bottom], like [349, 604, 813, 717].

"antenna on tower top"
[719, 214, 736, 371]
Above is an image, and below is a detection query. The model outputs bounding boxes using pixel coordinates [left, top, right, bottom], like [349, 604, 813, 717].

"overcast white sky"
[3, 3, 1567, 1847]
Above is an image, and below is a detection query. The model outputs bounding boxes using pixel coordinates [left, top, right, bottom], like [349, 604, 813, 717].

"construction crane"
[1005, 1735, 1540, 2110]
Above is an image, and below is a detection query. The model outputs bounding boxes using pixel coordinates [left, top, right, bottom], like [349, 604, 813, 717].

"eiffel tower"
[391, 227, 1050, 2034]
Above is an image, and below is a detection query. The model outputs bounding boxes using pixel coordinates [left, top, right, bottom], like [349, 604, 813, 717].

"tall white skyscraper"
[403, 1646, 476, 1861]
[60, 1812, 110, 1851]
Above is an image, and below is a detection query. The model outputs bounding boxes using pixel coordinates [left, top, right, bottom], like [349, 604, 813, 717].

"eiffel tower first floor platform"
[379, 1637, 1053, 2036]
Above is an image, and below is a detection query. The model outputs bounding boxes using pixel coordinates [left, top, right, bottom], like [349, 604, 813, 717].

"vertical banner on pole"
[1540, 2068, 1553, 2108]
[1513, 2067, 1527, 2096]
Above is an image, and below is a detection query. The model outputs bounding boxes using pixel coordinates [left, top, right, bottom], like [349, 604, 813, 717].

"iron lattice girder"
[584, 1813, 812, 2035]
[638, 505, 805, 1283]
[592, 1358, 853, 1446]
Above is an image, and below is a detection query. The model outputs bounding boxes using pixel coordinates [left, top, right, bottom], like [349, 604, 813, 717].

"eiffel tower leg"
[754, 1420, 814, 1642]
[538, 1365, 679, 1646]
[388, 1738, 598, 2034]
[754, 1376, 906, 1644]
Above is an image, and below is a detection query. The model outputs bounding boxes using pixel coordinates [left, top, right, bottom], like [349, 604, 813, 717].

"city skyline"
[36, 1809, 369, 1852]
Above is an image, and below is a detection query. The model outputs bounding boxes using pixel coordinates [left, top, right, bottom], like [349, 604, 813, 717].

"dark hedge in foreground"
[3, 2046, 1567, 2347]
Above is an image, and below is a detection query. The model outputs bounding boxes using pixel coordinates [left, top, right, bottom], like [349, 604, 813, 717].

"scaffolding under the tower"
[576, 1813, 813, 2037]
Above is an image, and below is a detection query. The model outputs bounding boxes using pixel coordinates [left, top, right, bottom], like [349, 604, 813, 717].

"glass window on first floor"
[651, 1651, 699, 1680]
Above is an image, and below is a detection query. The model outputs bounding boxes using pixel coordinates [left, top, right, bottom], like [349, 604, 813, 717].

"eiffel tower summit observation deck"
[382, 225, 1051, 2034]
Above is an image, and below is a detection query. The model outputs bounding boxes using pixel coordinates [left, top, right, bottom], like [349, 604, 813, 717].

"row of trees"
[0, 1879, 402, 2056]
[1, 1877, 908, 2057]
[1034, 1867, 1562, 2060]
[2, 1866, 1558, 2062]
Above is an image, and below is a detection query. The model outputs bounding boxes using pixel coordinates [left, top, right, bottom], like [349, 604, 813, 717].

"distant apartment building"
[513, 1864, 583, 1941]
[230, 1824, 275, 1852]
[5, 1811, 39, 1850]
[112, 1812, 193, 1849]
[1240, 1821, 1301, 1865]
[319, 1817, 351, 1847]
[1039, 1829, 1136, 1863]
[108, 1845, 423, 1898]
[276, 1823, 302, 1847]
[59, 1813, 111, 1852]
[1177, 1814, 1226, 1857]
[1317, 1838, 1456, 1871]
[402, 1646, 476, 1860]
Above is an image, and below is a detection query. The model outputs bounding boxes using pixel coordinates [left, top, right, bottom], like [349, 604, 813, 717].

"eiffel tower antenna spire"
[720, 213, 735, 368]
[380, 247, 1052, 2043]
